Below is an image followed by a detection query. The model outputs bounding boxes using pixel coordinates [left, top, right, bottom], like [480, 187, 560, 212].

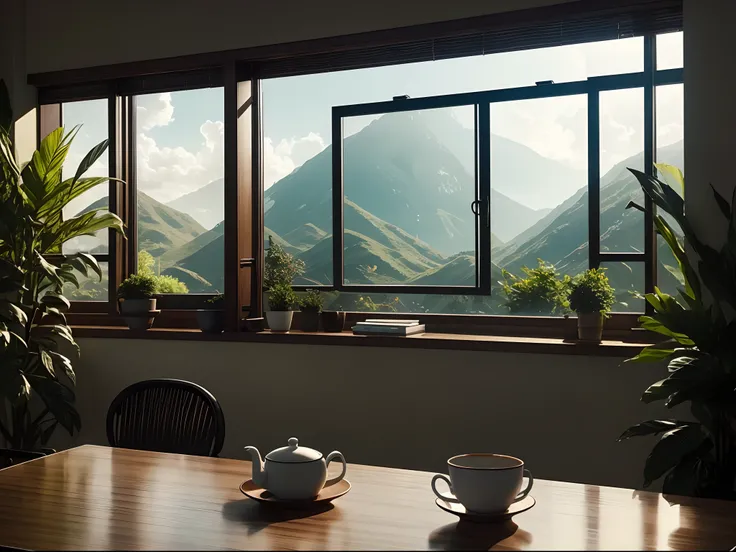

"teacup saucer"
[435, 495, 536, 523]
[240, 479, 351, 508]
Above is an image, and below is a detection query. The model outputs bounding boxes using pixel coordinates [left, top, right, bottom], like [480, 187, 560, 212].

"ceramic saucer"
[240, 479, 351, 508]
[435, 495, 536, 523]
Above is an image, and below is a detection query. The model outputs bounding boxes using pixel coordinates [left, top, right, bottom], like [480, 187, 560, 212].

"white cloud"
[137, 119, 224, 203]
[264, 132, 326, 188]
[137, 93, 175, 131]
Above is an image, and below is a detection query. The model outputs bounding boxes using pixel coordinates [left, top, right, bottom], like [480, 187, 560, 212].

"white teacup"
[431, 453, 533, 514]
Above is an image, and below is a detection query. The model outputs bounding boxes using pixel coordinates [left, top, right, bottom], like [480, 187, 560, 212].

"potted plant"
[266, 283, 298, 332]
[197, 293, 224, 333]
[322, 292, 346, 333]
[500, 259, 570, 316]
[299, 289, 323, 332]
[568, 268, 615, 342]
[0, 79, 124, 455]
[618, 164, 736, 500]
[117, 274, 159, 330]
[264, 236, 305, 310]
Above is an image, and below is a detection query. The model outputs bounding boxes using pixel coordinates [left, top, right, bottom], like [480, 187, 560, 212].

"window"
[134, 88, 224, 295]
[61, 99, 110, 301]
[34, 0, 683, 332]
[263, 34, 683, 316]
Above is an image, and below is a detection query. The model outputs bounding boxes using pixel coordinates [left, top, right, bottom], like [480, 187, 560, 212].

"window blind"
[256, 0, 682, 79]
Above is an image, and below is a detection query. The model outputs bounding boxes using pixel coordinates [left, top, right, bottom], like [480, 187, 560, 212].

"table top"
[0, 445, 735, 551]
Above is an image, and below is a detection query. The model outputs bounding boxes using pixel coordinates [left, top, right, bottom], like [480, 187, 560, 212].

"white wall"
[60, 338, 669, 490]
[24, 0, 576, 73]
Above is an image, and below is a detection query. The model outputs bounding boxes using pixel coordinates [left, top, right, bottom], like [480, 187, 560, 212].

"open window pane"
[657, 31, 683, 70]
[599, 261, 645, 313]
[63, 262, 109, 302]
[599, 88, 645, 256]
[340, 106, 478, 288]
[492, 94, 588, 316]
[134, 88, 224, 293]
[62, 99, 109, 255]
[656, 83, 685, 299]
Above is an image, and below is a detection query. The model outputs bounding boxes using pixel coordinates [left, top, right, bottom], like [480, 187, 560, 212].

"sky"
[61, 32, 684, 217]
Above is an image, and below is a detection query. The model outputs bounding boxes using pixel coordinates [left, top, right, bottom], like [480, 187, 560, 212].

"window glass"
[656, 83, 685, 300]
[657, 31, 683, 70]
[341, 106, 478, 288]
[134, 88, 224, 293]
[599, 262, 645, 313]
[491, 95, 588, 313]
[62, 99, 109, 256]
[62, 262, 109, 302]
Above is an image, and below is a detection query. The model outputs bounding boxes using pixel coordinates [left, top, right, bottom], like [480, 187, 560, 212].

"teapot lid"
[265, 437, 322, 463]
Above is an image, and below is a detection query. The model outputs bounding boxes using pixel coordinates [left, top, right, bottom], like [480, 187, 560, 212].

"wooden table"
[0, 445, 735, 551]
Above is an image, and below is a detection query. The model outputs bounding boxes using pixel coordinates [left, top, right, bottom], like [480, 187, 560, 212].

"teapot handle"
[325, 451, 347, 487]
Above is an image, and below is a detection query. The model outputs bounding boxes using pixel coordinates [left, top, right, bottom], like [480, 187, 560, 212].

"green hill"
[160, 220, 224, 267]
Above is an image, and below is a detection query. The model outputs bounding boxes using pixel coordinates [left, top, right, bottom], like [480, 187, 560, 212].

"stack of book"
[351, 319, 425, 337]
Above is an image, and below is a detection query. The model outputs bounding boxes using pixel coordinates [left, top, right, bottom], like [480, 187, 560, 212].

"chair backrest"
[106, 379, 225, 457]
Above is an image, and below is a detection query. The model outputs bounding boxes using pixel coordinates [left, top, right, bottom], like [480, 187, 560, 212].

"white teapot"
[244, 437, 347, 500]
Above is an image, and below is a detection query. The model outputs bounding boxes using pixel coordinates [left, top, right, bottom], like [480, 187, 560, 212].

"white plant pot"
[266, 311, 294, 333]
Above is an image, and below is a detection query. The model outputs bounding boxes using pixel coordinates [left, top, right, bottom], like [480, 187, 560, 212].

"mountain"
[160, 220, 224, 267]
[166, 178, 224, 230]
[163, 235, 223, 292]
[420, 108, 586, 211]
[265, 110, 563, 259]
[71, 192, 206, 258]
[499, 141, 685, 305]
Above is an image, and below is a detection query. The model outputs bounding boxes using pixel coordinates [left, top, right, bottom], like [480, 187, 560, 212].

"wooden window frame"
[30, 1, 683, 337]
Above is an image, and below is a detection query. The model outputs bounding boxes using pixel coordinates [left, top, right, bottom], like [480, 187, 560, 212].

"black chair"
[106, 379, 225, 457]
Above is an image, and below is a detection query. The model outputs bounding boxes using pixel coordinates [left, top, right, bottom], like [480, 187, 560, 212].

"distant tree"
[138, 250, 189, 293]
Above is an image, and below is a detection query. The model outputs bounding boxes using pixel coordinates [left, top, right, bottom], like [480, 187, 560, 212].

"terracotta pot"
[266, 310, 294, 332]
[300, 310, 321, 332]
[322, 311, 346, 333]
[196, 309, 224, 333]
[577, 312, 604, 342]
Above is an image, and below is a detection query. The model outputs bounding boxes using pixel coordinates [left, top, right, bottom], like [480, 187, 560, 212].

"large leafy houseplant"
[619, 164, 736, 499]
[0, 80, 124, 451]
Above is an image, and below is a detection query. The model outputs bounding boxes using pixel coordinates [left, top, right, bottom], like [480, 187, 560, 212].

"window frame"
[323, 40, 682, 305]
[30, 6, 683, 334]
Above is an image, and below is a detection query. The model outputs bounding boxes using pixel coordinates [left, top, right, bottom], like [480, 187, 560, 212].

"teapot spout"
[244, 446, 267, 487]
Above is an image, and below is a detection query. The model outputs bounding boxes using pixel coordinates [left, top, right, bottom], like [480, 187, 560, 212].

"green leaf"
[25, 374, 81, 436]
[655, 163, 685, 196]
[40, 294, 71, 311]
[710, 184, 731, 219]
[35, 252, 64, 287]
[618, 420, 690, 441]
[74, 139, 108, 182]
[639, 315, 694, 346]
[76, 252, 102, 281]
[43, 210, 124, 252]
[39, 349, 56, 378]
[626, 342, 676, 363]
[643, 425, 706, 487]
[58, 269, 79, 289]
[0, 300, 28, 325]
[48, 350, 75, 386]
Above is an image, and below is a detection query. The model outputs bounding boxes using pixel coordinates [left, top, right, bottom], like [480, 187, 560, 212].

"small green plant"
[264, 236, 305, 290]
[268, 283, 298, 311]
[117, 274, 158, 300]
[138, 250, 188, 293]
[568, 268, 616, 315]
[206, 293, 224, 307]
[300, 289, 323, 312]
[500, 259, 570, 315]
[356, 295, 400, 312]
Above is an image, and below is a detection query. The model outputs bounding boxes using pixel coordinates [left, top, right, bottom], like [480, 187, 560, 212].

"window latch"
[392, 95, 410, 101]
[535, 80, 554, 86]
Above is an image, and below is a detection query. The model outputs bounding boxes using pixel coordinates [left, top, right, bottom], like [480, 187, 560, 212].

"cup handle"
[431, 474, 461, 503]
[513, 469, 534, 503]
[325, 451, 347, 487]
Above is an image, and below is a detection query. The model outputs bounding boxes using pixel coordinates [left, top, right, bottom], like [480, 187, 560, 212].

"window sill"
[70, 326, 647, 357]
